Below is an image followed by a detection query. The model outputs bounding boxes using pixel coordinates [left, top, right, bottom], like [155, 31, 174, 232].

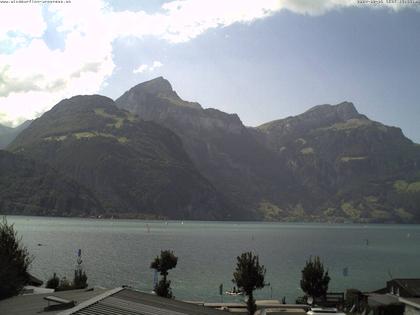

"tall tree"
[233, 252, 266, 315]
[0, 218, 32, 300]
[73, 269, 88, 289]
[300, 256, 330, 299]
[150, 250, 178, 298]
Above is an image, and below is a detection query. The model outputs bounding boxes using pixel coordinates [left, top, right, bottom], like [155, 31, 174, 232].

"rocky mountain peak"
[258, 101, 364, 134]
[131, 76, 175, 96]
[117, 76, 204, 111]
[303, 101, 360, 121]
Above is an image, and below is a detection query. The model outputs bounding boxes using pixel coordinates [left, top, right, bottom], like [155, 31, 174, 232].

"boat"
[225, 290, 244, 296]
[306, 307, 346, 314]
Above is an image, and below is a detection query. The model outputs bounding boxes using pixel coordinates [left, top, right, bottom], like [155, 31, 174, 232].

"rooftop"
[390, 279, 420, 297]
[0, 287, 310, 315]
[367, 293, 400, 306]
[0, 287, 108, 315]
[58, 287, 227, 315]
[399, 297, 420, 309]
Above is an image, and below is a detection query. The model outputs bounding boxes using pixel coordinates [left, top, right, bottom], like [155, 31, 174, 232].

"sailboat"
[225, 287, 244, 296]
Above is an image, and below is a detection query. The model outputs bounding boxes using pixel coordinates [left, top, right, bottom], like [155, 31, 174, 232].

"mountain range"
[0, 120, 32, 149]
[1, 77, 419, 222]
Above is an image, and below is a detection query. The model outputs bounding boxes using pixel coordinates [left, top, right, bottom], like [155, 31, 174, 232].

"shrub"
[0, 218, 32, 300]
[46, 273, 60, 290]
[56, 277, 73, 291]
[73, 269, 88, 289]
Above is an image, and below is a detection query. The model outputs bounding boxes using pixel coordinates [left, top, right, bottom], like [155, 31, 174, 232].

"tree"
[73, 248, 88, 289]
[233, 252, 266, 315]
[0, 218, 32, 300]
[73, 269, 88, 289]
[46, 273, 60, 289]
[150, 250, 178, 298]
[300, 256, 330, 299]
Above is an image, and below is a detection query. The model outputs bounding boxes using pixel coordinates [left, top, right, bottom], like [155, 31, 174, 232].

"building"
[57, 287, 227, 315]
[400, 297, 420, 315]
[384, 279, 420, 298]
[359, 279, 420, 315]
[0, 287, 227, 315]
[0, 287, 109, 315]
[366, 293, 404, 315]
[0, 286, 308, 315]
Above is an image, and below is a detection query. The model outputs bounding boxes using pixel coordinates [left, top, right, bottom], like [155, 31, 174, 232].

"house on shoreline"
[358, 278, 420, 315]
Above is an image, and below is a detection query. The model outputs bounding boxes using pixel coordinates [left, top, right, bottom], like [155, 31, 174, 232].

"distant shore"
[2, 212, 417, 224]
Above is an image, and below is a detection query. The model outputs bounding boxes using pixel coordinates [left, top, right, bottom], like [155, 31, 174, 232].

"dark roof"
[372, 287, 388, 294]
[389, 279, 420, 297]
[0, 287, 108, 315]
[367, 294, 400, 306]
[58, 288, 227, 315]
[27, 273, 44, 287]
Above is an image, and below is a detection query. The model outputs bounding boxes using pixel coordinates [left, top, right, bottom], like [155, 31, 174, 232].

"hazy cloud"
[0, 66, 42, 97]
[133, 61, 163, 74]
[71, 62, 103, 79]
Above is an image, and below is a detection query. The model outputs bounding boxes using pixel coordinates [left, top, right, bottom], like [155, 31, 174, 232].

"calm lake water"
[5, 216, 420, 302]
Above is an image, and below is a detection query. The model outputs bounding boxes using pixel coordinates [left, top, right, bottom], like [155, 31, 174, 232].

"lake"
[5, 216, 420, 302]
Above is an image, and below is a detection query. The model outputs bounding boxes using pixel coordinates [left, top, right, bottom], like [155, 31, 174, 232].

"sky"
[0, 0, 419, 142]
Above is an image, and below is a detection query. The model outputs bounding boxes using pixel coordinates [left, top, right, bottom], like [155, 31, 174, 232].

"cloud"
[133, 61, 163, 74]
[70, 62, 102, 79]
[109, 0, 282, 43]
[133, 64, 148, 74]
[0, 1, 114, 126]
[109, 0, 417, 43]
[0, 66, 41, 97]
[0, 0, 417, 126]
[0, 5, 46, 40]
[279, 0, 417, 15]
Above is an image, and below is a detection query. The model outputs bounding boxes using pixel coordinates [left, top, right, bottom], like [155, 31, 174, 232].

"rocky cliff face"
[8, 95, 236, 220]
[253, 102, 420, 222]
[116, 79, 420, 222]
[254, 102, 418, 179]
[116, 77, 299, 213]
[255, 102, 363, 150]
[116, 77, 244, 134]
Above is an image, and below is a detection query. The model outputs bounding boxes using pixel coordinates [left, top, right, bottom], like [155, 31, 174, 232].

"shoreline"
[2, 213, 419, 225]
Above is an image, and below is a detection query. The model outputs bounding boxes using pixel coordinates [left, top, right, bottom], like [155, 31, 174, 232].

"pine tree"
[150, 250, 178, 298]
[300, 256, 330, 299]
[233, 252, 266, 315]
[0, 218, 32, 300]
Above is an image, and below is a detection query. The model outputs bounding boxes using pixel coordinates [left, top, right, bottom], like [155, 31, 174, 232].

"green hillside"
[8, 95, 237, 220]
[0, 150, 102, 216]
